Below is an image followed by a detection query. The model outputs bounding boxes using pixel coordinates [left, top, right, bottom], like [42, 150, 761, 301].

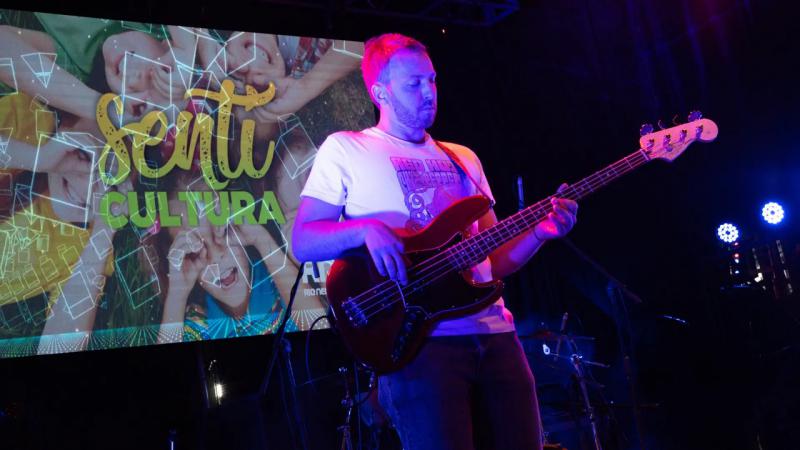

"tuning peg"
[671, 114, 680, 125]
[657, 119, 667, 130]
[639, 123, 654, 136]
[687, 110, 703, 121]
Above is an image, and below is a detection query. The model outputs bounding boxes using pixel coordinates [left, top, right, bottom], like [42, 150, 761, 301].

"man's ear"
[371, 83, 387, 104]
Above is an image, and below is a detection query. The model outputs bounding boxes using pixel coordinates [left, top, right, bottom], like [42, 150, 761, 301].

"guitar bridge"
[391, 308, 425, 363]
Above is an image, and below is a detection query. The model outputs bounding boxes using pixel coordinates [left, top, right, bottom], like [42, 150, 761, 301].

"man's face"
[381, 49, 438, 130]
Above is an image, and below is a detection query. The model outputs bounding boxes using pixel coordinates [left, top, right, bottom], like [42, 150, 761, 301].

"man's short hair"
[361, 33, 428, 104]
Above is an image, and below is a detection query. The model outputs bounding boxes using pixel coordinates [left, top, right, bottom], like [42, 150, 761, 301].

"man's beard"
[391, 98, 436, 130]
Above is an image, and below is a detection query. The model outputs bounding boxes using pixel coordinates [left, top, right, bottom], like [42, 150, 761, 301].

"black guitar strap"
[434, 140, 496, 208]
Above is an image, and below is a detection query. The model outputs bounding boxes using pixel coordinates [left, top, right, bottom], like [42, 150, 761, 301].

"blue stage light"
[761, 202, 785, 225]
[717, 223, 739, 243]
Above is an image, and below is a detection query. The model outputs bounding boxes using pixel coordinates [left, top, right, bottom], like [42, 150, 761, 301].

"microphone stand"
[337, 366, 355, 450]
[560, 238, 647, 450]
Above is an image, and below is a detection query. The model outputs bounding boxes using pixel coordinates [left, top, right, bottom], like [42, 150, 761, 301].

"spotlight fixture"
[761, 202, 785, 225]
[717, 223, 739, 243]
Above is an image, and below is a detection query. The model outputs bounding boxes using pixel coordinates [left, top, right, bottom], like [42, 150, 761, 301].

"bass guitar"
[326, 114, 718, 373]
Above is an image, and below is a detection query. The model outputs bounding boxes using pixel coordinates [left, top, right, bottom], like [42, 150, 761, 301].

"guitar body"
[326, 195, 504, 373]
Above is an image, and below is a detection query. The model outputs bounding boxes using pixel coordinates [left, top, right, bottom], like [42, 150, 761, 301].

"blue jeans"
[378, 332, 542, 450]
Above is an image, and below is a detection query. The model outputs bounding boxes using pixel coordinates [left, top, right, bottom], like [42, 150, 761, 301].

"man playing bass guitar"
[292, 33, 578, 450]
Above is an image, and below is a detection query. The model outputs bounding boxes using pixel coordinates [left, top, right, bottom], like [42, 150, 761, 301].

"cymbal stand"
[550, 328, 609, 450]
[570, 350, 605, 450]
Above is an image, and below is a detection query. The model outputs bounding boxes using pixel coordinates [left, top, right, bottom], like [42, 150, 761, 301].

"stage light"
[761, 202, 785, 225]
[717, 223, 739, 243]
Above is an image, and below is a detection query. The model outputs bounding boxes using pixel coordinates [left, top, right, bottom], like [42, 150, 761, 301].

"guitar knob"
[639, 123, 654, 136]
[687, 110, 703, 121]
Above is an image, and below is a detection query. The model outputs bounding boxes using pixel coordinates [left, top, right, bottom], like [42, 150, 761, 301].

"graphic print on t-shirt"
[390, 156, 468, 232]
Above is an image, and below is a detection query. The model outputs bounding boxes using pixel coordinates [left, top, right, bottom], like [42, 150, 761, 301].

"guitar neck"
[448, 149, 652, 267]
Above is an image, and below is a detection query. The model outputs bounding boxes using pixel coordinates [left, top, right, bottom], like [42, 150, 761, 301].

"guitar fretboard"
[445, 149, 651, 269]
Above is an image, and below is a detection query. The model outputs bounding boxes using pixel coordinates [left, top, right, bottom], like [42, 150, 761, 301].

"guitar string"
[348, 151, 650, 321]
[344, 151, 651, 322]
[346, 151, 650, 320]
[345, 123, 710, 323]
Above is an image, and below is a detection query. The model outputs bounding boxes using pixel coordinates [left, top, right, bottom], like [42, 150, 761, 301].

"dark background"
[1, 0, 799, 449]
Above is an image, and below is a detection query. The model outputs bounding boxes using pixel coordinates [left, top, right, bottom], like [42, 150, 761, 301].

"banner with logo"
[0, 9, 371, 357]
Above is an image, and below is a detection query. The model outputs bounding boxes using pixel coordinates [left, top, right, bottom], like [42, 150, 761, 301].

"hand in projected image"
[158, 230, 210, 343]
[229, 222, 270, 249]
[150, 25, 211, 106]
[228, 75, 283, 125]
[251, 39, 363, 122]
[232, 221, 322, 311]
[154, 223, 221, 343]
[89, 176, 133, 235]
[246, 76, 294, 123]
[253, 76, 304, 121]
[226, 32, 286, 126]
[167, 230, 209, 297]
[102, 93, 151, 128]
[193, 28, 226, 87]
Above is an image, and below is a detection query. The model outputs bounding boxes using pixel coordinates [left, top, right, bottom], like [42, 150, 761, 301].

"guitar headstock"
[639, 112, 718, 162]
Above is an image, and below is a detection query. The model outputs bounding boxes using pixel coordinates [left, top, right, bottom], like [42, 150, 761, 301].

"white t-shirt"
[300, 127, 515, 335]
